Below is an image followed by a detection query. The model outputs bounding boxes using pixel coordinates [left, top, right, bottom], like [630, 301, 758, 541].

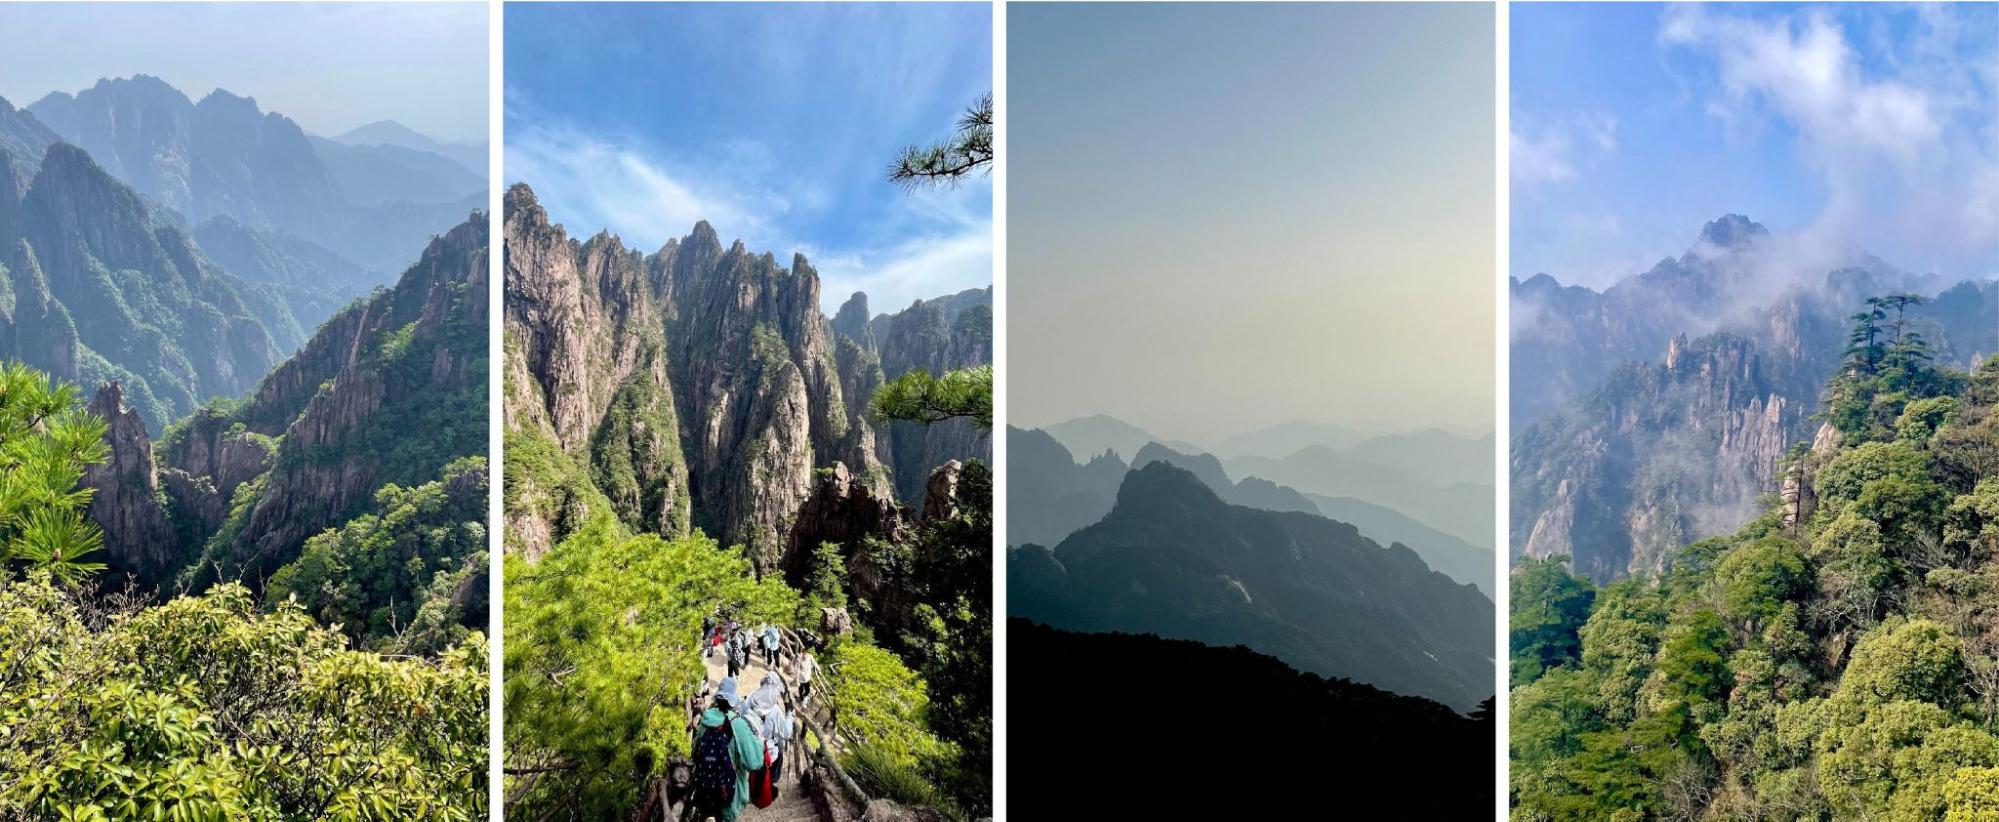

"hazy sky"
[506, 2, 993, 316]
[0, 2, 489, 144]
[1009, 3, 1495, 442]
[1512, 3, 1998, 290]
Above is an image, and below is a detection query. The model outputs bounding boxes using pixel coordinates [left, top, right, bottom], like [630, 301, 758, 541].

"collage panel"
[1004, 2, 1499, 817]
[0, 2, 492, 818]
[1508, 2, 1999, 819]
[498, 3, 994, 819]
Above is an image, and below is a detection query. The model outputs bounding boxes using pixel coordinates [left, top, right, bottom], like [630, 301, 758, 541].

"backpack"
[690, 714, 738, 810]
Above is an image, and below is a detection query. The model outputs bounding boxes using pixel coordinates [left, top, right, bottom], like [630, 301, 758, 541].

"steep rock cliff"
[80, 381, 177, 584]
[504, 183, 884, 566]
[176, 211, 488, 592]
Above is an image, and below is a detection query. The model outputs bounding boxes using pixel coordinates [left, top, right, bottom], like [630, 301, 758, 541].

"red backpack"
[747, 722, 776, 808]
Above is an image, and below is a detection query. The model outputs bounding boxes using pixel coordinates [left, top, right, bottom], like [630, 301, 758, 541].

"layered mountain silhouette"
[1224, 445, 1494, 549]
[1041, 413, 1198, 462]
[1007, 425, 1495, 594]
[1512, 215, 1998, 580]
[1010, 461, 1493, 710]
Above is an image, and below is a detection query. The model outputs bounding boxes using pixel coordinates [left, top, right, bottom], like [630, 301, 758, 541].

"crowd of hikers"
[685, 609, 822, 822]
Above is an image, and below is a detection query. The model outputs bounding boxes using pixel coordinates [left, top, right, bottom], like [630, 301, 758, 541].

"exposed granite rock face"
[504, 183, 883, 560]
[831, 287, 993, 506]
[783, 462, 910, 588]
[830, 291, 873, 347]
[80, 381, 176, 583]
[503, 184, 691, 552]
[922, 461, 963, 523]
[158, 408, 275, 501]
[1516, 333, 1802, 581]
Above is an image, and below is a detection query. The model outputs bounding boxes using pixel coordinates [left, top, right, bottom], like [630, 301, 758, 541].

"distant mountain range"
[1039, 414, 1198, 465]
[0, 76, 487, 429]
[333, 119, 488, 177]
[1512, 215, 1998, 580]
[1010, 461, 1493, 710]
[20, 75, 481, 287]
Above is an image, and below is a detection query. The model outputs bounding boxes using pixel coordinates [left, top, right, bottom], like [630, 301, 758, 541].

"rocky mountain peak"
[1698, 213, 1768, 249]
[831, 291, 872, 342]
[1113, 460, 1227, 515]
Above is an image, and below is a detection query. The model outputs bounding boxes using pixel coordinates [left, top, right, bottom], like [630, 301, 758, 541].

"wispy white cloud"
[503, 109, 777, 252]
[1511, 111, 1617, 189]
[807, 227, 993, 317]
[1661, 5, 1997, 272]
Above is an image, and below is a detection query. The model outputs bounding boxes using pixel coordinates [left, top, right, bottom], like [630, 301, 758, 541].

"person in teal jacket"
[690, 677, 765, 822]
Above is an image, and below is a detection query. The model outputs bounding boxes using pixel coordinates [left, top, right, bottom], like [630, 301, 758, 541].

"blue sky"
[0, 2, 488, 143]
[1513, 2, 1999, 289]
[506, 2, 992, 316]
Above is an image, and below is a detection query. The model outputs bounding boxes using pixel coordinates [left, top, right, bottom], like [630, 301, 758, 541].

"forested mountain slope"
[1511, 310, 1999, 820]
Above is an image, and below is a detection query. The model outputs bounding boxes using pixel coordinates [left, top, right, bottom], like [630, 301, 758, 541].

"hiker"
[793, 650, 818, 706]
[760, 623, 781, 666]
[725, 628, 747, 679]
[687, 677, 765, 822]
[741, 671, 794, 785]
[702, 613, 717, 659]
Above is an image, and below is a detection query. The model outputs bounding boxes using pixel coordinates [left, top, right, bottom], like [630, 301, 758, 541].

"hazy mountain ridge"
[26, 75, 483, 288]
[1010, 461, 1494, 710]
[0, 142, 300, 428]
[1511, 214, 1998, 580]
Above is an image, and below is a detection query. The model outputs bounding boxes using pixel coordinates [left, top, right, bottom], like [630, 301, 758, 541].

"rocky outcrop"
[783, 462, 910, 587]
[80, 382, 176, 584]
[503, 184, 692, 549]
[922, 461, 963, 523]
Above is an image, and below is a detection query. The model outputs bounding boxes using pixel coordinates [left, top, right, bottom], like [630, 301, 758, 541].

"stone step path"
[694, 639, 827, 822]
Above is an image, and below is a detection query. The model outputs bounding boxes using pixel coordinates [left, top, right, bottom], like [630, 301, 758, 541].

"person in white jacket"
[741, 672, 794, 782]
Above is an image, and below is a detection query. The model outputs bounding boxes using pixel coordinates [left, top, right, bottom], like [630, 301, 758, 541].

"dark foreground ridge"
[1008, 619, 1494, 818]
